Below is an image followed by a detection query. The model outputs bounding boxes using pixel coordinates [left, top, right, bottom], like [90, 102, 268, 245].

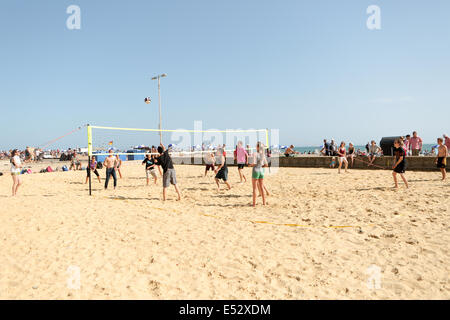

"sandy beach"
[0, 160, 448, 299]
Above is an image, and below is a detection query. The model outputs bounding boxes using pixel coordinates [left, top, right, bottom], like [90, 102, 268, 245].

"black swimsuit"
[437, 157, 447, 168]
[393, 147, 406, 173]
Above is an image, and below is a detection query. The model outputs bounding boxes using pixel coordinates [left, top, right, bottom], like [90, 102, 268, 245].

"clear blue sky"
[1, 0, 449, 149]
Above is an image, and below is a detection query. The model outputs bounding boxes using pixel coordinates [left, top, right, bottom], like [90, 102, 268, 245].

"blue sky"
[1, 0, 449, 149]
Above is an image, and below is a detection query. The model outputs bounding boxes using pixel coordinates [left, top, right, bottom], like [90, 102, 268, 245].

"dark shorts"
[437, 157, 446, 169]
[215, 166, 228, 181]
[393, 163, 406, 174]
[86, 167, 99, 177]
[237, 163, 245, 169]
[205, 164, 215, 171]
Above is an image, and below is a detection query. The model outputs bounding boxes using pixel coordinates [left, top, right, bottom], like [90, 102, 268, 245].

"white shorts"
[338, 157, 348, 164]
[146, 169, 157, 179]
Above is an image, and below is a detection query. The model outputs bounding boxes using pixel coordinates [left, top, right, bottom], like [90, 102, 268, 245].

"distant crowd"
[282, 131, 450, 159]
[0, 147, 85, 162]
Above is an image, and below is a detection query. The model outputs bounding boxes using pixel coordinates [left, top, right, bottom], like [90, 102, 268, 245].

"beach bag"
[46, 166, 53, 173]
[21, 169, 27, 174]
[27, 169, 32, 174]
[62, 165, 68, 172]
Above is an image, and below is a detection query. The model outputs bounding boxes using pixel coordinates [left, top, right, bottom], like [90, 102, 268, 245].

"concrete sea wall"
[172, 155, 447, 172]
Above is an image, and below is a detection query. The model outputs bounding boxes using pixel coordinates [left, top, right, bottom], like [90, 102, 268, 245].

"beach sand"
[0, 160, 448, 299]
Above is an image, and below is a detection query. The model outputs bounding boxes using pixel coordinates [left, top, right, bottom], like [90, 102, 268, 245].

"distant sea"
[293, 144, 437, 154]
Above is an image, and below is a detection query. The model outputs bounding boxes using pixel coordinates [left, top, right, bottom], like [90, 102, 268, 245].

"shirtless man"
[435, 138, 447, 181]
[103, 149, 118, 189]
[284, 145, 298, 157]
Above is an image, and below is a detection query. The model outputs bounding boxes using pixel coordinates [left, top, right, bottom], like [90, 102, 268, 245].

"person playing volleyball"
[103, 149, 118, 190]
[204, 152, 215, 177]
[392, 139, 409, 189]
[337, 141, 348, 174]
[249, 142, 269, 207]
[235, 141, 248, 183]
[156, 143, 181, 201]
[85, 156, 101, 184]
[142, 153, 157, 185]
[214, 146, 231, 191]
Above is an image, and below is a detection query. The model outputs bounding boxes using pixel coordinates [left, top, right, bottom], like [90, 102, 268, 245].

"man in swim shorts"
[214, 147, 231, 191]
[435, 137, 447, 181]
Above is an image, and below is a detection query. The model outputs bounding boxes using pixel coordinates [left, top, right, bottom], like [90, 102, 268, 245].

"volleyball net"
[87, 124, 270, 158]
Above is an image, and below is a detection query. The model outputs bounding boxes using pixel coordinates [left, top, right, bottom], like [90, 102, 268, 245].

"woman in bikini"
[337, 142, 348, 174]
[10, 149, 23, 196]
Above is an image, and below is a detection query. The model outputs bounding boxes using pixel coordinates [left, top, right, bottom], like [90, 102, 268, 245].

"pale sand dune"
[0, 160, 449, 299]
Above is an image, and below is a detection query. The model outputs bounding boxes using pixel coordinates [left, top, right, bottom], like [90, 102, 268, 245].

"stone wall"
[172, 155, 447, 172]
[275, 156, 447, 171]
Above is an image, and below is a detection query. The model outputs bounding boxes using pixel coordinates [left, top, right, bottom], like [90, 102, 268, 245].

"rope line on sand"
[352, 156, 389, 170]
[105, 198, 374, 230]
[198, 213, 375, 229]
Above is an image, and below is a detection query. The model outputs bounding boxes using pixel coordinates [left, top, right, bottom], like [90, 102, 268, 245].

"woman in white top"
[10, 149, 23, 196]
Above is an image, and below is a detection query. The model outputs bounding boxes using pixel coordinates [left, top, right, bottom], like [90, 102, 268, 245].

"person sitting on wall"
[367, 140, 381, 167]
[284, 145, 299, 157]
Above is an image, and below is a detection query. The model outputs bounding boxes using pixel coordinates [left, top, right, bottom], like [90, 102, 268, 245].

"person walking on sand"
[115, 154, 123, 179]
[410, 131, 423, 156]
[103, 149, 118, 190]
[155, 143, 181, 201]
[392, 139, 409, 189]
[337, 141, 348, 174]
[435, 137, 447, 181]
[443, 134, 450, 156]
[214, 146, 231, 191]
[249, 142, 269, 207]
[10, 149, 23, 196]
[235, 141, 248, 183]
[85, 156, 101, 184]
[142, 153, 157, 185]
